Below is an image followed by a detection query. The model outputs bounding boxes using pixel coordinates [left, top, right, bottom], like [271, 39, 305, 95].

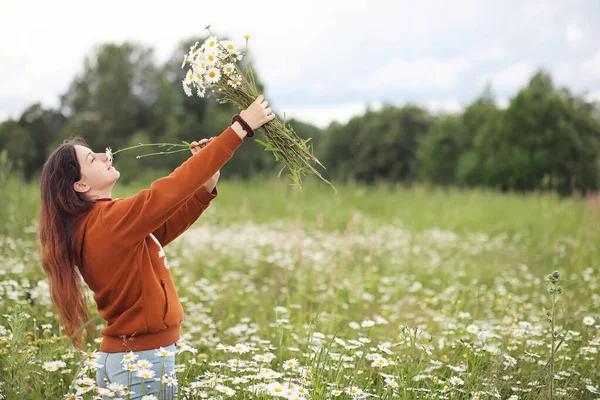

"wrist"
[231, 114, 255, 138]
[231, 121, 247, 140]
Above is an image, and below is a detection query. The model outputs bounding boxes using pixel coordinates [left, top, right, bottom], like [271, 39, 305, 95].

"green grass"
[0, 176, 599, 399]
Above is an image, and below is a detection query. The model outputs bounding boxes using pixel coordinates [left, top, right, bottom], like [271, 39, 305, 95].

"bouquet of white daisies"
[180, 26, 331, 189]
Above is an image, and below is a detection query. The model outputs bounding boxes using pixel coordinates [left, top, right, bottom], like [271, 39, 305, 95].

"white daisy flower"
[107, 382, 124, 393]
[345, 386, 364, 396]
[220, 40, 237, 53]
[136, 368, 155, 379]
[230, 50, 244, 62]
[136, 359, 153, 369]
[155, 347, 174, 357]
[120, 351, 138, 364]
[96, 388, 115, 397]
[361, 319, 375, 328]
[42, 361, 59, 372]
[449, 376, 464, 386]
[466, 324, 479, 334]
[283, 358, 299, 370]
[385, 377, 399, 389]
[222, 63, 236, 76]
[182, 80, 192, 97]
[231, 343, 250, 354]
[331, 390, 343, 396]
[141, 395, 158, 400]
[205, 52, 219, 66]
[203, 36, 219, 52]
[583, 316, 595, 326]
[162, 375, 178, 386]
[371, 357, 390, 368]
[78, 377, 95, 386]
[124, 363, 138, 371]
[205, 67, 221, 84]
[64, 394, 82, 400]
[227, 75, 242, 89]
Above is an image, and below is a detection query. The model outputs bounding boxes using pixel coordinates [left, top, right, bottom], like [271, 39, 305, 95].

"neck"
[86, 187, 113, 201]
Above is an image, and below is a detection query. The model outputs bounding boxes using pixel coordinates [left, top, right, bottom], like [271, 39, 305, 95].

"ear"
[73, 181, 90, 194]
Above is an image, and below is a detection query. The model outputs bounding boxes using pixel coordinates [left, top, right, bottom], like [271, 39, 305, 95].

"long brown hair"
[39, 137, 95, 350]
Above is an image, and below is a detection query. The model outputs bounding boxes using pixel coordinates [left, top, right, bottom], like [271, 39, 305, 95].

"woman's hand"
[240, 94, 275, 130]
[190, 138, 219, 192]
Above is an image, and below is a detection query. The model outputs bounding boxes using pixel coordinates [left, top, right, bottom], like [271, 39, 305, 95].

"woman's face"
[73, 145, 120, 195]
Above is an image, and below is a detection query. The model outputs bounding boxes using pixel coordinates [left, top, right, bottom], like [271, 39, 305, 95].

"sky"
[1, 0, 599, 128]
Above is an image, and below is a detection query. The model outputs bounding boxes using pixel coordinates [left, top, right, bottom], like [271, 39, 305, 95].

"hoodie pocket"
[160, 278, 183, 328]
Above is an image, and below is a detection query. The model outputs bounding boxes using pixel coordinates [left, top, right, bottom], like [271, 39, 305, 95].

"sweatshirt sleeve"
[151, 186, 218, 247]
[99, 126, 242, 247]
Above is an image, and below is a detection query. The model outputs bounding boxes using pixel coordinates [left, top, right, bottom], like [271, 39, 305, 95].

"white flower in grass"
[449, 376, 464, 386]
[371, 357, 390, 368]
[331, 390, 343, 396]
[361, 319, 375, 328]
[136, 368, 155, 379]
[64, 394, 82, 400]
[162, 375, 178, 386]
[583, 316, 595, 326]
[141, 396, 158, 400]
[283, 358, 299, 370]
[42, 361, 59, 372]
[586, 385, 599, 394]
[227, 75, 242, 89]
[155, 347, 174, 357]
[136, 359, 153, 369]
[216, 385, 236, 396]
[345, 386, 364, 396]
[349, 321, 360, 330]
[267, 382, 285, 396]
[124, 363, 138, 372]
[222, 63, 236, 76]
[120, 351, 138, 364]
[96, 388, 115, 397]
[231, 343, 250, 354]
[205, 67, 221, 84]
[107, 382, 124, 393]
[78, 377, 95, 386]
[466, 324, 479, 334]
[385, 377, 398, 389]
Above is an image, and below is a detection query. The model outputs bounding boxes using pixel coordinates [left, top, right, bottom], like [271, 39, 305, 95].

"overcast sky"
[1, 0, 599, 128]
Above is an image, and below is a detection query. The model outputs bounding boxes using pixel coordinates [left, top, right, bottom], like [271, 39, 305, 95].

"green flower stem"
[112, 143, 188, 157]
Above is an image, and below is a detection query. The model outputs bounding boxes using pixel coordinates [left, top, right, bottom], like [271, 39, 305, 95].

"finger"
[265, 107, 272, 115]
[254, 94, 264, 104]
[262, 100, 269, 109]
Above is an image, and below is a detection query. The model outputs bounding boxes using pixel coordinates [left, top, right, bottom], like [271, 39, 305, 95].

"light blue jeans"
[96, 343, 178, 399]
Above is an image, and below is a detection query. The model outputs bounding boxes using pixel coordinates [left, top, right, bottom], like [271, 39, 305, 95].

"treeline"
[1, 36, 599, 195]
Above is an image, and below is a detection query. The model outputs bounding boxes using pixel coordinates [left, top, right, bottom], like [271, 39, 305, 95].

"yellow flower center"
[228, 44, 234, 49]
[209, 41, 216, 47]
[274, 388, 282, 393]
[244, 35, 250, 39]
[209, 71, 216, 78]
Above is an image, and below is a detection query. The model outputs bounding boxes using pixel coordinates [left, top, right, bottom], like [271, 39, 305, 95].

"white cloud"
[565, 23, 584, 45]
[360, 58, 471, 92]
[582, 52, 600, 81]
[282, 101, 381, 129]
[485, 62, 536, 92]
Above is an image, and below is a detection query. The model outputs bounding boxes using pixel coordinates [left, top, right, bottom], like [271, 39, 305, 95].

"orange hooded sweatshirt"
[74, 126, 243, 352]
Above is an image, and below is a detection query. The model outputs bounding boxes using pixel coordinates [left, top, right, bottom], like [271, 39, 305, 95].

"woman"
[38, 95, 274, 399]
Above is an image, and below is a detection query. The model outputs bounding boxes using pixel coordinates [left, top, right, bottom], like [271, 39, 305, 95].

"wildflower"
[466, 324, 479, 334]
[107, 382, 125, 393]
[385, 377, 399, 389]
[231, 343, 250, 354]
[155, 347, 174, 357]
[141, 396, 158, 400]
[227, 75, 242, 89]
[361, 319, 375, 328]
[136, 368, 155, 379]
[449, 376, 464, 386]
[64, 394, 82, 400]
[222, 63, 235, 76]
[345, 386, 364, 396]
[96, 388, 115, 397]
[205, 67, 221, 84]
[244, 34, 251, 39]
[105, 147, 113, 163]
[136, 359, 153, 369]
[583, 316, 595, 326]
[162, 375, 178, 386]
[120, 351, 138, 364]
[371, 357, 390, 368]
[42, 361, 59, 372]
[283, 358, 299, 370]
